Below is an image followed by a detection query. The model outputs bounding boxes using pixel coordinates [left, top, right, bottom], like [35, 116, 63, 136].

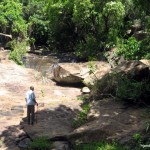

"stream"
[23, 53, 59, 77]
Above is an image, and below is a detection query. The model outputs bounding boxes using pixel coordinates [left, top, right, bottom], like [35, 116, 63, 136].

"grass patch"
[0, 138, 3, 147]
[74, 141, 129, 150]
[77, 95, 89, 101]
[28, 136, 52, 150]
[72, 103, 90, 128]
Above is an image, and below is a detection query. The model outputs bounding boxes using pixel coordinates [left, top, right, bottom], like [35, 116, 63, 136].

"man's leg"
[27, 105, 31, 125]
[31, 105, 35, 125]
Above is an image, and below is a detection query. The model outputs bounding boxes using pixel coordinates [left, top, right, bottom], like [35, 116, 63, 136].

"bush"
[144, 53, 150, 60]
[9, 40, 27, 65]
[91, 73, 150, 105]
[116, 37, 142, 60]
[75, 35, 99, 61]
[116, 75, 150, 104]
[91, 73, 118, 99]
[72, 103, 90, 128]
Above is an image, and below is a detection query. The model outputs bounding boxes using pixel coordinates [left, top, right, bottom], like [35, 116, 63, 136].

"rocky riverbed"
[0, 51, 83, 150]
[0, 51, 150, 150]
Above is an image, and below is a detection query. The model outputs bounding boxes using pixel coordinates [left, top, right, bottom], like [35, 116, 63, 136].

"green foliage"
[28, 137, 51, 150]
[103, 2, 125, 22]
[102, 1, 125, 48]
[0, 139, 3, 147]
[26, 0, 49, 45]
[72, 103, 90, 128]
[0, 0, 149, 60]
[91, 73, 118, 99]
[45, 0, 75, 52]
[144, 53, 150, 60]
[92, 73, 150, 104]
[75, 35, 99, 60]
[74, 141, 129, 150]
[9, 40, 27, 65]
[0, 0, 27, 38]
[88, 61, 97, 74]
[41, 89, 45, 97]
[116, 75, 150, 103]
[77, 95, 89, 101]
[133, 133, 142, 142]
[116, 37, 142, 60]
[132, 133, 145, 150]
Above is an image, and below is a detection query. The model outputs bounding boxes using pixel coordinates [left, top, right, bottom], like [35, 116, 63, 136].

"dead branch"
[0, 33, 12, 39]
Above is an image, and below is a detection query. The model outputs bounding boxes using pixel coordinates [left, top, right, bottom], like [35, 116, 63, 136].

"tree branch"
[0, 33, 12, 39]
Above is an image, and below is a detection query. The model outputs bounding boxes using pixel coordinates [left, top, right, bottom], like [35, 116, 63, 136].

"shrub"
[116, 76, 150, 104]
[28, 137, 52, 150]
[9, 40, 27, 65]
[75, 35, 99, 61]
[72, 103, 90, 128]
[144, 53, 150, 60]
[91, 73, 150, 105]
[91, 73, 118, 99]
[116, 37, 142, 60]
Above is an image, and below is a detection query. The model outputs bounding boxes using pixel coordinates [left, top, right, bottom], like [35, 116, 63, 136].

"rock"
[133, 30, 148, 41]
[18, 138, 31, 149]
[83, 62, 111, 86]
[112, 60, 150, 81]
[48, 61, 111, 86]
[50, 136, 73, 150]
[49, 63, 89, 84]
[140, 59, 150, 67]
[68, 99, 147, 144]
[52, 141, 72, 150]
[82, 87, 90, 93]
[0, 50, 9, 60]
[105, 48, 125, 68]
[11, 105, 24, 115]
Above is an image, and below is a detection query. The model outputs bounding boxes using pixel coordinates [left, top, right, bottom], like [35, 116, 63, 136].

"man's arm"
[32, 92, 38, 106]
[33, 98, 38, 106]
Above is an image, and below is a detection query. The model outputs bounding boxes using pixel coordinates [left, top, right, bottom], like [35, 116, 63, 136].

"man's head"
[30, 86, 34, 91]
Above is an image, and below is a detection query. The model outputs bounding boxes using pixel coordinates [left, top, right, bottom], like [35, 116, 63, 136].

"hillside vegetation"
[0, 0, 149, 63]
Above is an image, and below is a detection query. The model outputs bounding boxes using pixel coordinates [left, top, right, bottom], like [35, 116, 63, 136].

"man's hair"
[30, 86, 34, 90]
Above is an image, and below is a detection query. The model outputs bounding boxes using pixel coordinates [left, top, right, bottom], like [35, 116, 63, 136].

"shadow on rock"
[0, 104, 80, 150]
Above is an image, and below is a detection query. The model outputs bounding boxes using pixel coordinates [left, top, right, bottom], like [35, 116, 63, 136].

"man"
[25, 86, 38, 125]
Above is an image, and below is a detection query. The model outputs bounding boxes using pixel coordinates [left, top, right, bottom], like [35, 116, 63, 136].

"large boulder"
[49, 63, 90, 84]
[111, 60, 150, 81]
[48, 61, 111, 85]
[91, 60, 150, 100]
[83, 61, 111, 86]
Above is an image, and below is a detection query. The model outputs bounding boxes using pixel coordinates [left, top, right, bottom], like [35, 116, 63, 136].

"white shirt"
[25, 90, 36, 105]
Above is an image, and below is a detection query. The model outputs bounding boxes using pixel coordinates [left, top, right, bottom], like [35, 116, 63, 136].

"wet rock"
[18, 138, 31, 149]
